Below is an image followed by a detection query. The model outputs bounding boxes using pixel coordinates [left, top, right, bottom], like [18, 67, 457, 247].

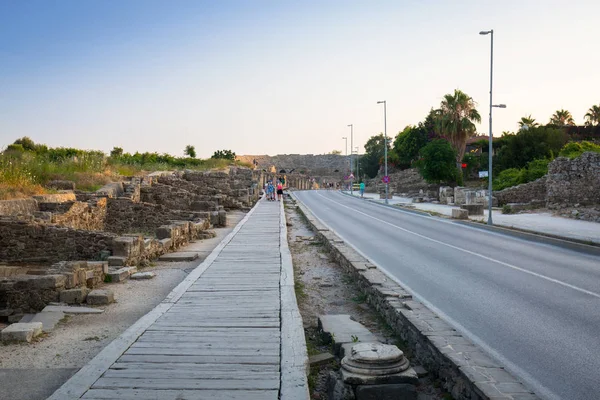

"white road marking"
[313, 191, 600, 300]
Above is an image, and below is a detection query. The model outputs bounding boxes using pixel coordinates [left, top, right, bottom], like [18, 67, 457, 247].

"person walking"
[267, 181, 275, 201]
[276, 181, 283, 201]
[359, 181, 365, 198]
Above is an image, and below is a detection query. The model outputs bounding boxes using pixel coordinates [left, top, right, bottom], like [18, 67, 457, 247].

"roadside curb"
[290, 192, 540, 400]
[279, 198, 311, 400]
[47, 200, 263, 400]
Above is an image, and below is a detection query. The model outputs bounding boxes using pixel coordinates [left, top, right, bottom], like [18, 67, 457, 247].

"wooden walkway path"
[49, 199, 308, 400]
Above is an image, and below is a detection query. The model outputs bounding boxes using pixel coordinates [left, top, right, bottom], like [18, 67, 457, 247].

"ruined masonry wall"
[547, 152, 600, 207]
[494, 177, 547, 205]
[0, 199, 38, 216]
[0, 222, 115, 264]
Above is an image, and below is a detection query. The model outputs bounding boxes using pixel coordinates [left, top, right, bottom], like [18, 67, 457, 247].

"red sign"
[382, 176, 390, 184]
[461, 163, 468, 168]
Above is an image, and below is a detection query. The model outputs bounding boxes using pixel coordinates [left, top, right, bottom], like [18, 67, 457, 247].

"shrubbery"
[415, 140, 458, 184]
[492, 158, 550, 190]
[558, 141, 600, 159]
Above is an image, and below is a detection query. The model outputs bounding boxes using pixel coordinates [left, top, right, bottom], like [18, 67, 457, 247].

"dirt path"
[0, 211, 245, 400]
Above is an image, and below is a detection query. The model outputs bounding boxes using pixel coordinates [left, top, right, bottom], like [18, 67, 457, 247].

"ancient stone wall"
[494, 177, 547, 206]
[0, 221, 115, 264]
[237, 154, 347, 177]
[45, 198, 107, 231]
[546, 152, 600, 207]
[365, 168, 439, 199]
[0, 199, 38, 216]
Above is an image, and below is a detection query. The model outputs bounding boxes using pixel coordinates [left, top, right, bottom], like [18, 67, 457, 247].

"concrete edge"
[454, 220, 600, 255]
[46, 201, 261, 400]
[339, 190, 433, 217]
[291, 193, 540, 400]
[279, 198, 311, 400]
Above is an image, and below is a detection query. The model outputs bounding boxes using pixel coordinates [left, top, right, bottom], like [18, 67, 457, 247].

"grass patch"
[294, 279, 307, 300]
[351, 292, 368, 303]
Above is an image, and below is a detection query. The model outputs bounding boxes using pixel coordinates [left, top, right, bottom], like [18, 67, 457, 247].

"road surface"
[295, 190, 600, 400]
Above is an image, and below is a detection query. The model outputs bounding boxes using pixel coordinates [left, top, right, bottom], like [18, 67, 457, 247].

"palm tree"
[549, 109, 575, 126]
[518, 115, 539, 130]
[435, 89, 481, 166]
[584, 105, 600, 126]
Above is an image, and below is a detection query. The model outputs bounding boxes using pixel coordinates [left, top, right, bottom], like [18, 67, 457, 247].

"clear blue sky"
[1, 0, 598, 157]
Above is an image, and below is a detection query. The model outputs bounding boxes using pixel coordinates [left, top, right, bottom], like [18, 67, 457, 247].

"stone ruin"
[0, 167, 260, 324]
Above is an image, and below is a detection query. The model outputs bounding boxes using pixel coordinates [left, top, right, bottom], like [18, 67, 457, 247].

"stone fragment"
[42, 305, 103, 314]
[86, 289, 115, 305]
[341, 343, 417, 386]
[107, 256, 126, 267]
[451, 208, 469, 219]
[130, 272, 156, 280]
[318, 315, 379, 356]
[158, 252, 199, 262]
[108, 267, 137, 282]
[59, 288, 89, 304]
[30, 311, 65, 333]
[309, 352, 335, 366]
[1, 322, 43, 343]
[355, 384, 417, 400]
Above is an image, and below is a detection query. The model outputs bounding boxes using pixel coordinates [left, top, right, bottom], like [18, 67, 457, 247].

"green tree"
[416, 140, 457, 183]
[549, 109, 575, 126]
[330, 150, 342, 155]
[518, 115, 539, 131]
[110, 147, 124, 158]
[361, 134, 390, 178]
[184, 145, 196, 158]
[211, 149, 236, 160]
[434, 89, 481, 166]
[584, 105, 600, 126]
[13, 137, 36, 152]
[391, 125, 429, 169]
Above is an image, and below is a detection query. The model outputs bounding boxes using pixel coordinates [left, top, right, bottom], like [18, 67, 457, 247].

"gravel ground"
[0, 211, 245, 400]
[284, 198, 449, 400]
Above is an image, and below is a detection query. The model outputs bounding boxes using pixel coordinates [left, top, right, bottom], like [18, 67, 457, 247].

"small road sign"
[382, 176, 390, 184]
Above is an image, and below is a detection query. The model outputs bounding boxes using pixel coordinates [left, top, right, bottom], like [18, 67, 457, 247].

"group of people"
[264, 180, 284, 201]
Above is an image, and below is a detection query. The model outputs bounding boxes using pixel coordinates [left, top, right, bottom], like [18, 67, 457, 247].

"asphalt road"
[295, 190, 600, 400]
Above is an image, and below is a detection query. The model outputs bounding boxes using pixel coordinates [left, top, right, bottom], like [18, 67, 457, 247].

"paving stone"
[87, 289, 115, 305]
[318, 315, 379, 355]
[1, 322, 43, 343]
[59, 288, 90, 304]
[158, 252, 199, 262]
[30, 311, 66, 332]
[130, 272, 156, 280]
[108, 267, 137, 282]
[42, 305, 104, 314]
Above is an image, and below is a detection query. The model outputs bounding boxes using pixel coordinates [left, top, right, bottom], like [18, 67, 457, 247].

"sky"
[1, 0, 599, 158]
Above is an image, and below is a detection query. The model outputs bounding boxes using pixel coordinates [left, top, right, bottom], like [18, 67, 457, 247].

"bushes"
[391, 125, 429, 169]
[416, 140, 457, 183]
[558, 141, 600, 159]
[493, 158, 550, 190]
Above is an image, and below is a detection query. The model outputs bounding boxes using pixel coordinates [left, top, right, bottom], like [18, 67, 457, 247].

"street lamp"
[347, 124, 354, 195]
[377, 101, 388, 204]
[342, 137, 348, 156]
[354, 146, 359, 181]
[480, 29, 506, 225]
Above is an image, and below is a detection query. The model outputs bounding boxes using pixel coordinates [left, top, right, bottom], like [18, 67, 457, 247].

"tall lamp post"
[377, 101, 388, 204]
[480, 29, 506, 225]
[354, 146, 359, 181]
[347, 124, 354, 195]
[342, 137, 348, 156]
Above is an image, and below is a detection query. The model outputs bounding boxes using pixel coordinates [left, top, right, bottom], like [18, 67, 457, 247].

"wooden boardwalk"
[56, 199, 299, 400]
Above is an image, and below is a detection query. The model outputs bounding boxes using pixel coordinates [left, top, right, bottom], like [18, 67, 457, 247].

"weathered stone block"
[108, 267, 136, 282]
[460, 204, 484, 216]
[1, 322, 43, 343]
[59, 288, 89, 304]
[87, 289, 114, 305]
[107, 256, 126, 267]
[451, 209, 469, 219]
[130, 272, 156, 280]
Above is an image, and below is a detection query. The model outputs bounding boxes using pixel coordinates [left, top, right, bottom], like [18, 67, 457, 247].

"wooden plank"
[82, 388, 279, 400]
[118, 354, 279, 364]
[93, 376, 280, 389]
[124, 347, 279, 357]
[109, 362, 279, 372]
[102, 369, 277, 380]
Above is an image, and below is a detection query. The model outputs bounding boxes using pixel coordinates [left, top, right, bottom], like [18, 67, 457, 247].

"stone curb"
[46, 200, 263, 400]
[341, 190, 600, 254]
[279, 198, 311, 400]
[290, 192, 540, 400]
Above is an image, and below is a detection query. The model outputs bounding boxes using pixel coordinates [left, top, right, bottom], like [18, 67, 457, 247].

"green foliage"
[184, 145, 196, 158]
[362, 134, 390, 178]
[416, 140, 457, 183]
[558, 141, 600, 159]
[492, 158, 550, 190]
[391, 125, 429, 169]
[110, 147, 123, 158]
[502, 204, 514, 214]
[211, 149, 236, 160]
[493, 126, 568, 172]
[13, 136, 37, 151]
